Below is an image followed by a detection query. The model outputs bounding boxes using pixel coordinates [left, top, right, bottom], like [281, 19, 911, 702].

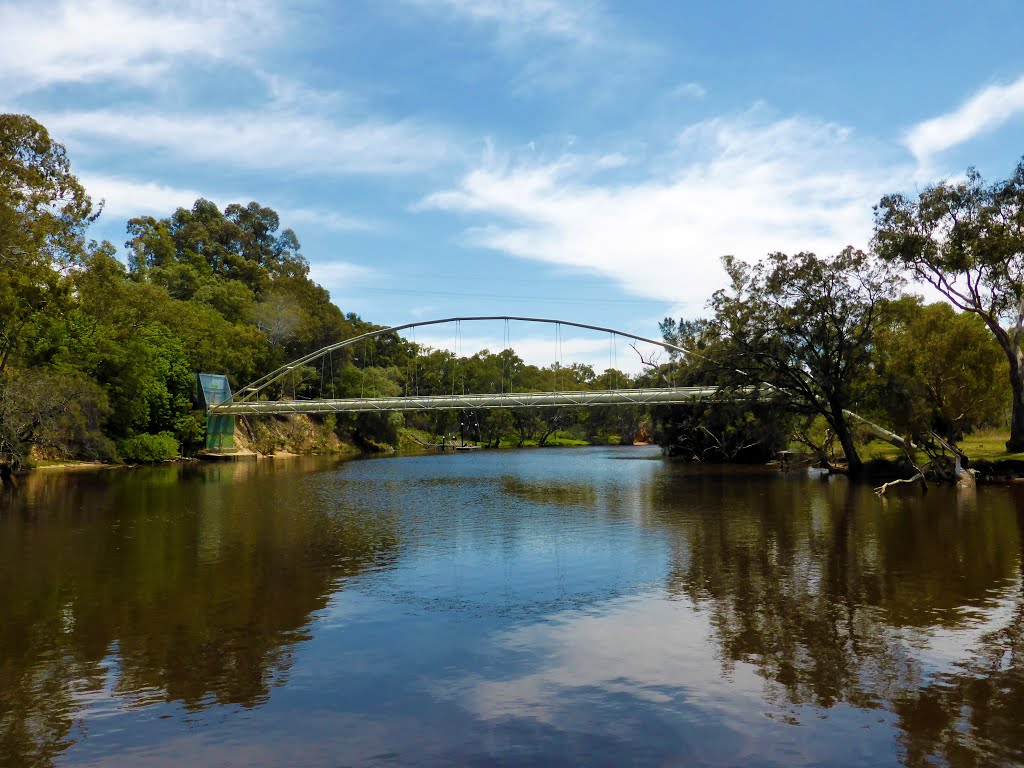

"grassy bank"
[858, 429, 1024, 463]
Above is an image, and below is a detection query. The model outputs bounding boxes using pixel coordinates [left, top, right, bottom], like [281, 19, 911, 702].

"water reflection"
[650, 472, 1024, 765]
[1, 451, 1023, 767]
[0, 460, 399, 767]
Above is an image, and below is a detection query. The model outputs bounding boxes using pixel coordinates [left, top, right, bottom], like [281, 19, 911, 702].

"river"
[1, 446, 1022, 767]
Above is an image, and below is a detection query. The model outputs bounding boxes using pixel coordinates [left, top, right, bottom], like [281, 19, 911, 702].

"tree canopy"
[874, 159, 1024, 449]
[704, 249, 900, 475]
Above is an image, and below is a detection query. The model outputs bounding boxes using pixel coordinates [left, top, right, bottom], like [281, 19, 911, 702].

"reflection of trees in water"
[653, 474, 1024, 765]
[0, 462, 400, 767]
[500, 476, 598, 508]
[893, 506, 1024, 768]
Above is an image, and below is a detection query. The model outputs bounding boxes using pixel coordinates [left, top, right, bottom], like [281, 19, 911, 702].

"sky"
[2, 0, 1024, 371]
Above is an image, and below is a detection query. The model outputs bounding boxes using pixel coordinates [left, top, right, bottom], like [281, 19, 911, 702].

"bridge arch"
[208, 315, 911, 451]
[227, 315, 690, 405]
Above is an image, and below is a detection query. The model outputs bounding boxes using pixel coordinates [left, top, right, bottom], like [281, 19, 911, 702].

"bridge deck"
[209, 386, 755, 415]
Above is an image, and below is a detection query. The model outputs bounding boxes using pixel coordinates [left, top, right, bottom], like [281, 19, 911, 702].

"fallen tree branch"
[874, 472, 926, 496]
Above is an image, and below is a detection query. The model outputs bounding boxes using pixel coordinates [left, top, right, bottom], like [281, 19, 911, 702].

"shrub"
[118, 432, 180, 463]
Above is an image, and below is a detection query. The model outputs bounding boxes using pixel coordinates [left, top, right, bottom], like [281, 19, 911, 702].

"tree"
[873, 160, 1024, 450]
[0, 114, 97, 371]
[708, 249, 900, 477]
[872, 299, 1008, 444]
[0, 367, 112, 473]
[655, 317, 792, 461]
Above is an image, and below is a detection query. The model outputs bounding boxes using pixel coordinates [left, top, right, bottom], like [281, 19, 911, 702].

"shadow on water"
[648, 472, 1024, 766]
[0, 459, 400, 768]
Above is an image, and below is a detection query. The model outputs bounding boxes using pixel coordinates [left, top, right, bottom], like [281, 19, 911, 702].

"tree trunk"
[1008, 366, 1024, 452]
[986, 322, 1024, 452]
[831, 406, 863, 478]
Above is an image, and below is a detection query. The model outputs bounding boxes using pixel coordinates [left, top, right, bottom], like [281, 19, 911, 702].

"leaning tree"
[873, 159, 1024, 451]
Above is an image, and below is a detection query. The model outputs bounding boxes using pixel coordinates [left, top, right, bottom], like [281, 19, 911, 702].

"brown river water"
[1, 446, 1022, 767]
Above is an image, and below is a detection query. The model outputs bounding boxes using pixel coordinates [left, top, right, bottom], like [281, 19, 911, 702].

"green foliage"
[0, 114, 96, 372]
[872, 299, 1009, 442]
[706, 249, 900, 475]
[117, 432, 180, 463]
[0, 367, 114, 469]
[6, 113, 1024, 468]
[874, 159, 1024, 449]
[655, 401, 791, 462]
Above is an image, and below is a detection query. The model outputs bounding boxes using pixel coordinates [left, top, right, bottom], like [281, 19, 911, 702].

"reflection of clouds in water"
[921, 590, 1021, 672]
[451, 594, 759, 724]
[434, 592, 899, 764]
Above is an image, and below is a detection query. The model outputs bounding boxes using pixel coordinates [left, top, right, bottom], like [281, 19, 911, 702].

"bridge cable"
[319, 351, 326, 400]
[374, 339, 380, 397]
[359, 340, 365, 399]
[613, 333, 619, 389]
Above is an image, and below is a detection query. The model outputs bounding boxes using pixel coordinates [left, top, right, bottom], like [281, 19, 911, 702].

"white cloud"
[402, 0, 656, 97]
[308, 260, 376, 301]
[905, 74, 1024, 163]
[404, 0, 603, 46]
[43, 108, 456, 176]
[80, 174, 376, 234]
[80, 174, 204, 218]
[0, 0, 275, 95]
[672, 81, 706, 99]
[422, 111, 906, 313]
[282, 208, 379, 234]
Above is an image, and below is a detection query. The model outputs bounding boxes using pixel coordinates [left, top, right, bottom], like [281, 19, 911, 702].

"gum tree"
[709, 249, 899, 477]
[873, 160, 1024, 450]
[0, 114, 96, 371]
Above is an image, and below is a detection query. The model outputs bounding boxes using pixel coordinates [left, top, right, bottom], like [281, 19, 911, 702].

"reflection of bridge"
[205, 315, 907, 448]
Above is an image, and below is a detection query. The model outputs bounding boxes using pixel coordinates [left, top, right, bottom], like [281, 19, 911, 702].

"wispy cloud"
[81, 174, 376, 242]
[44, 108, 457, 177]
[672, 82, 706, 99]
[905, 74, 1024, 164]
[0, 0, 276, 95]
[283, 208, 379, 234]
[403, 0, 656, 97]
[308, 260, 377, 302]
[80, 174, 205, 219]
[404, 0, 603, 46]
[423, 110, 907, 313]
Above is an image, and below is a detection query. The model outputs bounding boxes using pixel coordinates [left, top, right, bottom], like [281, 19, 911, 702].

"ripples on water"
[1, 447, 1022, 767]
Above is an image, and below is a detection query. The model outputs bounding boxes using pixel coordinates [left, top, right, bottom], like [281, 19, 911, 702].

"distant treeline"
[1, 113, 1022, 476]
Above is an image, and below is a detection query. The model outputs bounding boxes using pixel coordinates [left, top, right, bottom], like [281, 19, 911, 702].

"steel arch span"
[203, 315, 909, 451]
[219, 315, 691, 408]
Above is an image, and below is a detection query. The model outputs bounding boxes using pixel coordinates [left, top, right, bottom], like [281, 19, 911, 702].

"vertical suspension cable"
[369, 339, 376, 398]
[608, 332, 613, 390]
[507, 319, 513, 393]
[412, 326, 418, 397]
[613, 334, 618, 389]
[551, 323, 557, 393]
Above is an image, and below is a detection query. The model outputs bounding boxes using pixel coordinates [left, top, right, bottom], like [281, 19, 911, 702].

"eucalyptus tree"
[708, 249, 899, 477]
[874, 160, 1024, 450]
[0, 114, 97, 372]
[872, 299, 1008, 444]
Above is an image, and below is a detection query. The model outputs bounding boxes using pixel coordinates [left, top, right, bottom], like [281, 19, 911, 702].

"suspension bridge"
[201, 315, 907, 448]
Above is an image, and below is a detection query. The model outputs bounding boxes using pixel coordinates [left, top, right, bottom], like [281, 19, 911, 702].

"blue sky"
[3, 0, 1024, 368]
